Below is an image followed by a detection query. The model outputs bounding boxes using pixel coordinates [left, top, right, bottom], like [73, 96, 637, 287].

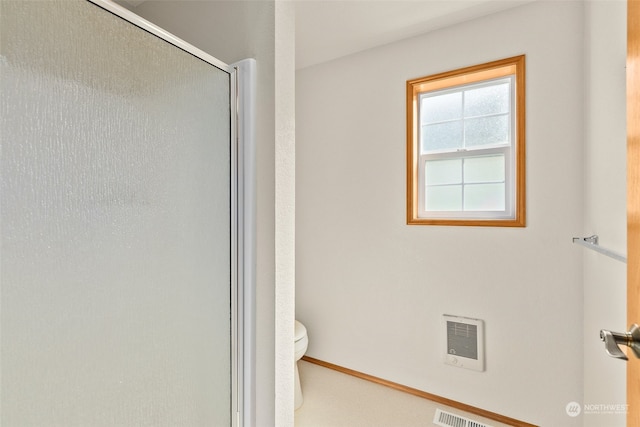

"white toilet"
[294, 320, 309, 410]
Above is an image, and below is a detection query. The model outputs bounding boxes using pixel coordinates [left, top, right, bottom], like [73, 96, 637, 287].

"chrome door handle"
[600, 324, 640, 360]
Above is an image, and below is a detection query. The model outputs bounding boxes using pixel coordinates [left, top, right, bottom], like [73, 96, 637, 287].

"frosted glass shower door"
[1, 1, 234, 425]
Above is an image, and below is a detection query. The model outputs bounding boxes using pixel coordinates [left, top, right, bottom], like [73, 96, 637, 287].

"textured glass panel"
[420, 91, 462, 124]
[1, 1, 231, 426]
[421, 120, 463, 152]
[425, 159, 462, 186]
[464, 183, 506, 211]
[464, 82, 510, 117]
[426, 185, 462, 211]
[464, 155, 505, 183]
[464, 115, 509, 148]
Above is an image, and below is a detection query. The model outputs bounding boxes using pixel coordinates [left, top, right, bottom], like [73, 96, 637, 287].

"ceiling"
[120, 0, 535, 70]
[294, 0, 535, 69]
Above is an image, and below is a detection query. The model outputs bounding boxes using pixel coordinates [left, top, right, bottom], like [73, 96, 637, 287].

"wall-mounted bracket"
[572, 235, 627, 263]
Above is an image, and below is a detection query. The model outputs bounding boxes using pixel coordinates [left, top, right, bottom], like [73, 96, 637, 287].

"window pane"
[464, 82, 509, 117]
[426, 185, 462, 211]
[425, 159, 462, 185]
[464, 115, 509, 148]
[464, 155, 505, 183]
[421, 92, 462, 124]
[422, 121, 463, 152]
[464, 183, 505, 211]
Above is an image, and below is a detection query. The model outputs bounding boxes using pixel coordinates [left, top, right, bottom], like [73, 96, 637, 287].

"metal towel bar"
[572, 235, 627, 263]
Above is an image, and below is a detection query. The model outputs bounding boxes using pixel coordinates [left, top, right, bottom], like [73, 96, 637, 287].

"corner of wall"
[274, 1, 296, 426]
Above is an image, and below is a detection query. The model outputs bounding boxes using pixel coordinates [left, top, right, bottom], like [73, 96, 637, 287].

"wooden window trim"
[406, 55, 526, 227]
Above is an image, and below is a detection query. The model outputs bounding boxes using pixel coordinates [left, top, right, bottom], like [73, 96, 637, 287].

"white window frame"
[406, 56, 526, 227]
[417, 77, 515, 220]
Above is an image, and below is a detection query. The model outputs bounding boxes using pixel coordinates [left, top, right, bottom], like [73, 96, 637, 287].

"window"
[406, 55, 525, 227]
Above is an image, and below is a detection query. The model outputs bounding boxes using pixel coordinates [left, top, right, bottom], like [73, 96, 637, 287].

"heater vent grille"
[443, 314, 485, 371]
[433, 409, 493, 427]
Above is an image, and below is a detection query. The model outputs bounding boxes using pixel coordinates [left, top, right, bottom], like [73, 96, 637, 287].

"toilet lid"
[294, 320, 307, 342]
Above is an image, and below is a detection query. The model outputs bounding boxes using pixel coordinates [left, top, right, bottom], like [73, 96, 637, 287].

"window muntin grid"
[417, 77, 516, 218]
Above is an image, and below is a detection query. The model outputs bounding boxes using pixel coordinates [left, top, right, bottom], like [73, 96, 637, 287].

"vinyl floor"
[294, 359, 512, 427]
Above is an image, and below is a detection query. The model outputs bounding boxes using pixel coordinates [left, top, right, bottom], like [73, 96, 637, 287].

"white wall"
[296, 2, 585, 426]
[133, 2, 296, 426]
[274, 1, 296, 426]
[582, 1, 627, 426]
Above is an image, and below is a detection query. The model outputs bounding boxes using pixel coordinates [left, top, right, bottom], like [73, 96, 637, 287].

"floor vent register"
[433, 408, 493, 427]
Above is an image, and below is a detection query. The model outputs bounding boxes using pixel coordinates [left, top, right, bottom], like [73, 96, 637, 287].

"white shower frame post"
[85, 2, 256, 426]
[231, 58, 258, 427]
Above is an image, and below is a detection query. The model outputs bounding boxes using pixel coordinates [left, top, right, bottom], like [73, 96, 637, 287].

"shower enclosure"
[0, 0, 253, 425]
